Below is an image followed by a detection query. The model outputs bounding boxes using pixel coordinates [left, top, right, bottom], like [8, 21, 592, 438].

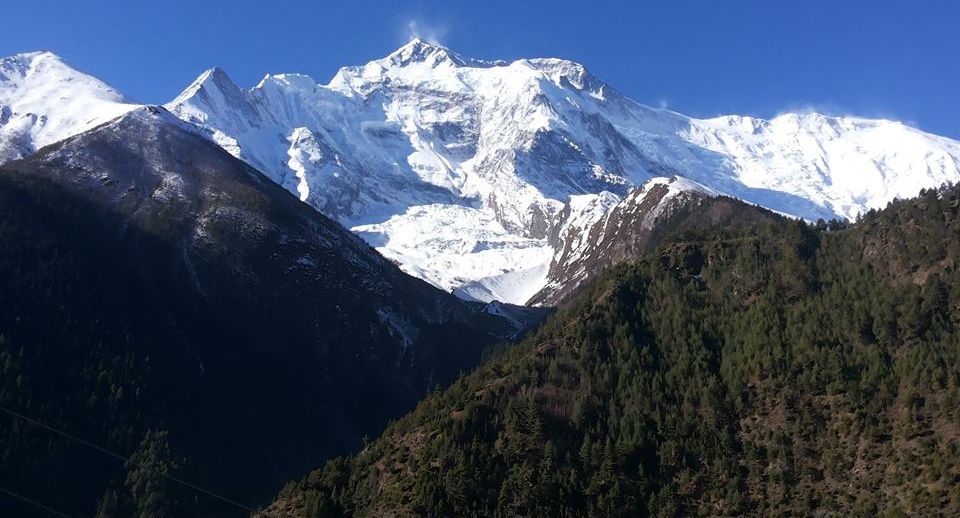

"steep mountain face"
[530, 177, 782, 306]
[260, 185, 960, 517]
[0, 51, 138, 163]
[0, 107, 530, 517]
[165, 39, 960, 303]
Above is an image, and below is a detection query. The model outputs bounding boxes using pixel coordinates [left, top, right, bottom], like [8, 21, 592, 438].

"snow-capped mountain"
[164, 39, 960, 304]
[0, 51, 138, 163]
[3, 41, 960, 305]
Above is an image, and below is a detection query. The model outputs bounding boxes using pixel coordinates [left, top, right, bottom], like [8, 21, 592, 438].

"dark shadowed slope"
[0, 106, 533, 517]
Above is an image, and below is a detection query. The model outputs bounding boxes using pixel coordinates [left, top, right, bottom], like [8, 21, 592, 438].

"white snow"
[0, 51, 139, 163]
[159, 41, 960, 303]
[352, 203, 554, 302]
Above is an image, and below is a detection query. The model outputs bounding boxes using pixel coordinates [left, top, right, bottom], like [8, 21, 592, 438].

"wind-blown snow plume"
[405, 19, 447, 46]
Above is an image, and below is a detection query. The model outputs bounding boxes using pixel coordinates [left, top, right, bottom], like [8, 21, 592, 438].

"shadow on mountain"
[0, 107, 529, 517]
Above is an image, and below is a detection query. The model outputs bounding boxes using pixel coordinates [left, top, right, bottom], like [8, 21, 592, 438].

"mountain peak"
[383, 38, 467, 68]
[0, 51, 131, 101]
[176, 67, 240, 98]
[0, 50, 137, 164]
[1, 50, 73, 80]
[168, 66, 248, 116]
[326, 39, 499, 94]
[3, 50, 61, 63]
[523, 57, 610, 95]
[198, 65, 232, 83]
[379, 38, 506, 69]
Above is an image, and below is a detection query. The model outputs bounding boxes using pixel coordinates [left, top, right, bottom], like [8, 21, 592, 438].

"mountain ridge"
[3, 42, 960, 304]
[161, 40, 960, 303]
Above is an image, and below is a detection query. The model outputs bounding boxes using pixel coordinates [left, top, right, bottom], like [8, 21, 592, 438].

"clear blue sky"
[3, 0, 958, 138]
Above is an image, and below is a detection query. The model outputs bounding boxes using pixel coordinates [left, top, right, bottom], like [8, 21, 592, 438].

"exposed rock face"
[529, 177, 781, 306]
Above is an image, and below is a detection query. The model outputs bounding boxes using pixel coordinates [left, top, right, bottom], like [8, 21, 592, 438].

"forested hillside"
[0, 108, 526, 517]
[263, 185, 960, 516]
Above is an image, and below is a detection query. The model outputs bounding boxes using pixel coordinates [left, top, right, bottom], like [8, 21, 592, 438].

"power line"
[0, 487, 74, 518]
[0, 406, 126, 461]
[0, 406, 254, 513]
[164, 474, 254, 513]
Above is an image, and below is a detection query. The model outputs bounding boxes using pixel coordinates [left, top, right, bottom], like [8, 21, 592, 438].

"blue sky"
[3, 0, 958, 137]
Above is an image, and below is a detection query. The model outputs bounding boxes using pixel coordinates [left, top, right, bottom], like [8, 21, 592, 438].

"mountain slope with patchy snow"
[529, 176, 785, 306]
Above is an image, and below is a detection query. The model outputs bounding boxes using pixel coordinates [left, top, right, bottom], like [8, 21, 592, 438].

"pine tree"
[124, 430, 179, 518]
